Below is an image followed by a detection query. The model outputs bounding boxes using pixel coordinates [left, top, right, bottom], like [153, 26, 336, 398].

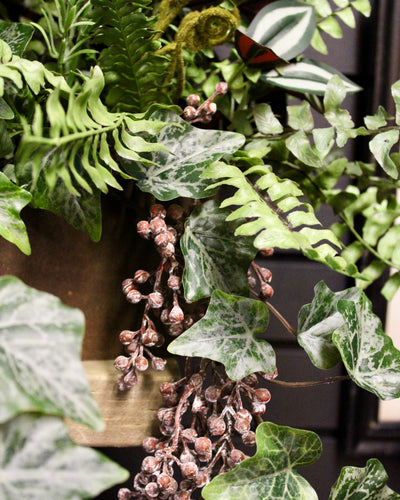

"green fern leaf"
[91, 0, 170, 112]
[14, 66, 168, 195]
[202, 160, 358, 276]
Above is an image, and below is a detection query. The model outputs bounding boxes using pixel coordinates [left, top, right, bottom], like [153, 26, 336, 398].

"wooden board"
[66, 359, 180, 447]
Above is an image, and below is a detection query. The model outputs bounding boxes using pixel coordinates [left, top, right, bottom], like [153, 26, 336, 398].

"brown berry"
[247, 270, 257, 288]
[230, 449, 246, 465]
[123, 369, 138, 388]
[260, 282, 274, 299]
[204, 385, 221, 403]
[259, 247, 274, 257]
[234, 417, 250, 435]
[194, 436, 212, 455]
[118, 488, 132, 500]
[181, 428, 197, 442]
[135, 355, 149, 371]
[122, 278, 136, 295]
[114, 355, 130, 372]
[167, 275, 181, 290]
[150, 204, 166, 219]
[242, 430, 256, 446]
[251, 401, 266, 415]
[174, 491, 191, 500]
[154, 232, 170, 247]
[144, 482, 159, 498]
[169, 304, 184, 324]
[183, 105, 198, 120]
[204, 101, 217, 115]
[215, 81, 228, 94]
[186, 94, 201, 107]
[137, 220, 151, 238]
[242, 373, 258, 387]
[134, 269, 150, 284]
[169, 323, 184, 337]
[260, 267, 272, 282]
[142, 436, 159, 453]
[254, 388, 271, 403]
[194, 470, 209, 487]
[236, 408, 252, 422]
[142, 456, 160, 474]
[119, 329, 136, 345]
[148, 291, 164, 309]
[161, 242, 175, 257]
[150, 217, 166, 235]
[207, 415, 226, 436]
[152, 356, 167, 371]
[157, 474, 178, 494]
[167, 204, 184, 220]
[126, 289, 142, 304]
[181, 462, 198, 479]
[142, 328, 159, 346]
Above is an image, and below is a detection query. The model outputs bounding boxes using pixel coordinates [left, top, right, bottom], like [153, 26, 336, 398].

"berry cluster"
[119, 360, 277, 499]
[182, 82, 228, 124]
[115, 203, 190, 391]
[247, 251, 274, 300]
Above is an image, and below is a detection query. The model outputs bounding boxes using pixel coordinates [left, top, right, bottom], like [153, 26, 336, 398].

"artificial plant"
[0, 0, 400, 499]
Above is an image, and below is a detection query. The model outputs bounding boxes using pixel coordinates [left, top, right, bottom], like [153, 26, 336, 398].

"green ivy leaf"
[0, 276, 104, 429]
[124, 111, 245, 201]
[329, 458, 400, 500]
[181, 200, 256, 302]
[0, 171, 31, 255]
[333, 293, 400, 400]
[253, 103, 284, 134]
[168, 289, 275, 380]
[202, 422, 321, 500]
[246, 1, 316, 61]
[0, 414, 129, 499]
[297, 281, 362, 369]
[369, 130, 400, 179]
[0, 21, 34, 57]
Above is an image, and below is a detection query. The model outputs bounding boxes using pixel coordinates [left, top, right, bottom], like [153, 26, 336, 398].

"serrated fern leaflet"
[203, 160, 358, 276]
[91, 0, 170, 112]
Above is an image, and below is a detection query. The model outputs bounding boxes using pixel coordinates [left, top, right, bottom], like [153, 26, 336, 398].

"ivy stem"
[251, 290, 297, 336]
[267, 375, 350, 388]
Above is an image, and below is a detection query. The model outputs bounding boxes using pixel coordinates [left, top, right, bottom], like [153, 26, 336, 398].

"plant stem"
[267, 375, 350, 388]
[265, 302, 297, 336]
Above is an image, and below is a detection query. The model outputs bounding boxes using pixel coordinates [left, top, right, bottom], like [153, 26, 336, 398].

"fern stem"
[24, 115, 124, 147]
[341, 214, 400, 270]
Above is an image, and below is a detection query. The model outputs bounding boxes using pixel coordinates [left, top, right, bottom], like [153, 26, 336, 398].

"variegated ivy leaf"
[246, 1, 316, 61]
[0, 414, 129, 499]
[369, 130, 400, 179]
[180, 200, 256, 302]
[297, 281, 362, 369]
[0, 21, 34, 57]
[262, 59, 361, 96]
[124, 111, 245, 201]
[329, 459, 400, 500]
[333, 293, 400, 400]
[0, 171, 31, 254]
[0, 276, 104, 430]
[168, 290, 275, 380]
[202, 422, 321, 500]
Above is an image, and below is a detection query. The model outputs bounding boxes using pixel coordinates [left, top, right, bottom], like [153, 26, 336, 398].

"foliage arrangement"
[1, 0, 400, 499]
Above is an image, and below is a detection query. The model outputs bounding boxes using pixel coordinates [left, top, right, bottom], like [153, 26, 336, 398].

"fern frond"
[203, 160, 358, 277]
[15, 66, 168, 194]
[0, 39, 69, 96]
[91, 0, 170, 112]
[303, 0, 371, 54]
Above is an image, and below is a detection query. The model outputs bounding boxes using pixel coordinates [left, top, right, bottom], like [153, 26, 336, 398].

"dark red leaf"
[235, 30, 286, 69]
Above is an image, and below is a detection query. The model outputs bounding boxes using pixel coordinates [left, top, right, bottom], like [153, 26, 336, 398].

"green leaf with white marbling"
[0, 414, 129, 500]
[329, 458, 400, 500]
[181, 200, 256, 302]
[0, 21, 34, 57]
[0, 171, 31, 254]
[333, 294, 400, 400]
[168, 289, 275, 380]
[0, 276, 103, 429]
[123, 111, 245, 201]
[202, 422, 321, 500]
[297, 281, 362, 369]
